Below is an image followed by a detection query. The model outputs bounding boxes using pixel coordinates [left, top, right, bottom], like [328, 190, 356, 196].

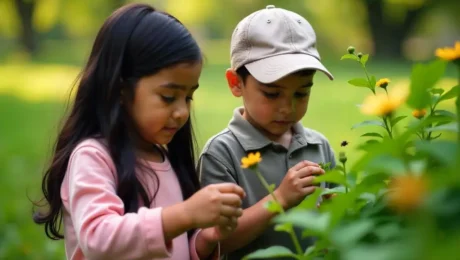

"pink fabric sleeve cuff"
[141, 207, 173, 257]
[189, 229, 220, 260]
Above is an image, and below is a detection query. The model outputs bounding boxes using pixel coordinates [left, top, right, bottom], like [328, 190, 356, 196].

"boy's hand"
[274, 160, 324, 210]
[183, 183, 245, 229]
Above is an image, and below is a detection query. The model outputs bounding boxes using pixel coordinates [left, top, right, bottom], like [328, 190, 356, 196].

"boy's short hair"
[230, 5, 333, 84]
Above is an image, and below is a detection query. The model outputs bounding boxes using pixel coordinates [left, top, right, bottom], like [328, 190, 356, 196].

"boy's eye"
[262, 91, 280, 99]
[294, 92, 310, 98]
[161, 95, 176, 103]
[186, 96, 194, 102]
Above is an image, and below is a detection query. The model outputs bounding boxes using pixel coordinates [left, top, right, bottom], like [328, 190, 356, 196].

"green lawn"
[0, 61, 457, 259]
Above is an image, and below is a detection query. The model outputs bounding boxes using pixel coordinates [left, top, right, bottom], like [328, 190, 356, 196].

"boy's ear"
[226, 69, 243, 97]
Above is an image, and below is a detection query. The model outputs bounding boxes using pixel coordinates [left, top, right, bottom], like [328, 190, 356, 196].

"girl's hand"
[200, 217, 238, 243]
[184, 183, 245, 229]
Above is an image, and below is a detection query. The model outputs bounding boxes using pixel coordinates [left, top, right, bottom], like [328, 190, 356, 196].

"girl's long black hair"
[33, 3, 202, 240]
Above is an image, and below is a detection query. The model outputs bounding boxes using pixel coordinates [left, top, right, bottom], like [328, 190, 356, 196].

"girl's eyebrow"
[159, 83, 199, 90]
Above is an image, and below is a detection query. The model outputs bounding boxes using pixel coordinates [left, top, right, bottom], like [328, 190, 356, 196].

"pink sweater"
[60, 138, 217, 260]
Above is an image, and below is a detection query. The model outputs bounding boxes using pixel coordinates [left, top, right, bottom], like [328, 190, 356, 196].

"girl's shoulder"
[70, 137, 114, 169]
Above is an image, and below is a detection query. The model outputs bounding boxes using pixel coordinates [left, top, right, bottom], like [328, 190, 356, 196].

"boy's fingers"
[296, 166, 325, 178]
[290, 160, 319, 171]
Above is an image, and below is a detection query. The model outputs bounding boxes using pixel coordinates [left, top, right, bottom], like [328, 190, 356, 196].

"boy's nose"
[279, 98, 296, 114]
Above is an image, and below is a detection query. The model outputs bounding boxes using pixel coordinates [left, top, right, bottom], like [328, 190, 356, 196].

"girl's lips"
[163, 127, 178, 133]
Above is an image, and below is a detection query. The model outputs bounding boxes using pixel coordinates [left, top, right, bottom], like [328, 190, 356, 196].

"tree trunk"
[14, 0, 37, 54]
[365, 0, 431, 61]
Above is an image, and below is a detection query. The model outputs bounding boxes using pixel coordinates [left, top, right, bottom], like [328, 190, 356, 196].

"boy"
[197, 5, 336, 260]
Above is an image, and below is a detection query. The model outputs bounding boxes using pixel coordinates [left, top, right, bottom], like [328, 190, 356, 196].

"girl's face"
[125, 62, 202, 147]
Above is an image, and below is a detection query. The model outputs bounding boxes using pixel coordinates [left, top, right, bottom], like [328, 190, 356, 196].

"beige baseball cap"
[230, 5, 333, 83]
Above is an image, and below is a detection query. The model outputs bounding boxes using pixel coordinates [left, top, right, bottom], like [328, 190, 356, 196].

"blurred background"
[0, 0, 459, 258]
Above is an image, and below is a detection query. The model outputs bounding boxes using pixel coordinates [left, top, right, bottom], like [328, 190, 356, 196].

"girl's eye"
[186, 96, 194, 102]
[161, 95, 176, 103]
[294, 92, 309, 98]
[262, 91, 280, 99]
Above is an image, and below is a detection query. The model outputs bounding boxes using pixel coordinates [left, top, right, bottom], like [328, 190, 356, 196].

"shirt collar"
[227, 107, 322, 152]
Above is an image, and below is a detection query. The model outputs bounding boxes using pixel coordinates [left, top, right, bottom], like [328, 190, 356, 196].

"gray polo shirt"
[197, 107, 336, 260]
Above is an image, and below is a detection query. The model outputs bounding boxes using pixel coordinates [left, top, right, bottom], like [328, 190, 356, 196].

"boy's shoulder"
[200, 127, 238, 156]
[298, 126, 331, 146]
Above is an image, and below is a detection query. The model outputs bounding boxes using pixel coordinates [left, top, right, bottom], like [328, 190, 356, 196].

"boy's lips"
[273, 120, 293, 125]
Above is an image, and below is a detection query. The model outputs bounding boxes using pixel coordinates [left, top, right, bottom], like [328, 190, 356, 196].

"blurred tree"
[364, 0, 438, 60]
[14, 0, 37, 54]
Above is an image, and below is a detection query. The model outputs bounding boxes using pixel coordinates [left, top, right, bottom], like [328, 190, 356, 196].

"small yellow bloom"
[387, 175, 427, 213]
[376, 78, 390, 88]
[241, 152, 262, 169]
[412, 109, 427, 119]
[361, 87, 408, 116]
[435, 41, 460, 61]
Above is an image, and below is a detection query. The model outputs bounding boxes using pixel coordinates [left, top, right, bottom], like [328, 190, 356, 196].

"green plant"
[242, 42, 460, 260]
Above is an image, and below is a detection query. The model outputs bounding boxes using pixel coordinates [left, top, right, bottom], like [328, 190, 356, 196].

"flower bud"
[339, 152, 347, 164]
[347, 46, 355, 54]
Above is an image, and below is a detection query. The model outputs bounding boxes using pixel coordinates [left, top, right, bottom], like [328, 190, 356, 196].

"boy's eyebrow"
[159, 83, 199, 90]
[264, 82, 313, 88]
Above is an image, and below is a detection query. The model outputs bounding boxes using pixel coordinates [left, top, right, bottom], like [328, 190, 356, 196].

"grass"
[0, 60, 457, 259]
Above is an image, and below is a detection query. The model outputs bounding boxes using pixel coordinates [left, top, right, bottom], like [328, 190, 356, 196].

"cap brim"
[244, 53, 334, 83]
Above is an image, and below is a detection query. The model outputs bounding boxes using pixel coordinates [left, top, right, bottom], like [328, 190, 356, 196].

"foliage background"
[0, 0, 459, 258]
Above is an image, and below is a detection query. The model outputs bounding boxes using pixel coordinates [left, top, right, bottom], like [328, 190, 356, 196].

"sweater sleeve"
[64, 144, 172, 260]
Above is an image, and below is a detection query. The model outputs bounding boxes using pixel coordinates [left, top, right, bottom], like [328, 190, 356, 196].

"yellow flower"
[241, 152, 262, 169]
[412, 109, 427, 119]
[387, 175, 427, 213]
[360, 87, 408, 116]
[435, 41, 460, 61]
[376, 78, 390, 88]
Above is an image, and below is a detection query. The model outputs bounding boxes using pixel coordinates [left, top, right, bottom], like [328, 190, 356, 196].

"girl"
[33, 3, 245, 260]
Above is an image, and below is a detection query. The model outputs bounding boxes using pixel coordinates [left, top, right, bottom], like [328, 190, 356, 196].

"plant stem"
[383, 116, 393, 139]
[361, 63, 374, 94]
[254, 169, 303, 255]
[342, 162, 348, 193]
[456, 65, 460, 167]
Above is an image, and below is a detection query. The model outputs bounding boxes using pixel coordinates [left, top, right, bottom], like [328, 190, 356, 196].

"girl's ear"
[226, 69, 243, 97]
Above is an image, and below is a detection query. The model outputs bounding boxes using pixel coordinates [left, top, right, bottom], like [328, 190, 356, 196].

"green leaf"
[351, 120, 385, 130]
[331, 219, 374, 247]
[320, 186, 346, 196]
[415, 140, 457, 166]
[407, 60, 447, 109]
[297, 187, 323, 210]
[390, 116, 407, 127]
[264, 200, 283, 213]
[370, 75, 377, 91]
[243, 246, 298, 260]
[274, 223, 293, 233]
[425, 122, 458, 133]
[274, 210, 331, 234]
[364, 155, 406, 175]
[340, 54, 359, 61]
[348, 78, 370, 88]
[431, 88, 445, 95]
[434, 109, 456, 119]
[361, 132, 384, 138]
[313, 170, 348, 187]
[360, 54, 369, 66]
[438, 85, 459, 103]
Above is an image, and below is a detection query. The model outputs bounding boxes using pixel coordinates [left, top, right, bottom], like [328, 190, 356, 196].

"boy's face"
[227, 69, 315, 140]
